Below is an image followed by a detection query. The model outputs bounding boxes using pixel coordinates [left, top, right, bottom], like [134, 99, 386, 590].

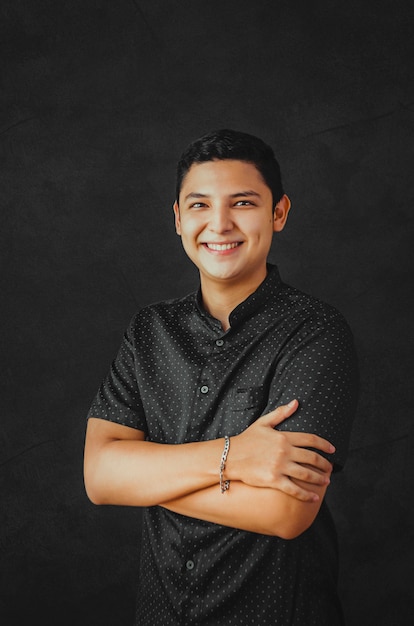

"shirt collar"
[195, 264, 282, 331]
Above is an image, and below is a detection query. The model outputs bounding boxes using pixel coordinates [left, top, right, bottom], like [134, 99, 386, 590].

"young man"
[84, 129, 358, 625]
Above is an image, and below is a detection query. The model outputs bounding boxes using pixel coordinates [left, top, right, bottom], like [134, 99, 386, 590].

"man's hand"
[226, 400, 335, 502]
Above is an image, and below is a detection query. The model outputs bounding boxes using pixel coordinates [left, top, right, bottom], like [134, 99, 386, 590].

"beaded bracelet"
[219, 435, 230, 493]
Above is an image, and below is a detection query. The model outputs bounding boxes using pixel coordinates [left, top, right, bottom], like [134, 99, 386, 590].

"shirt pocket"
[231, 386, 264, 411]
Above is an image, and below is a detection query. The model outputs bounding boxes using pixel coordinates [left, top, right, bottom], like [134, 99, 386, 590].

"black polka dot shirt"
[87, 265, 358, 625]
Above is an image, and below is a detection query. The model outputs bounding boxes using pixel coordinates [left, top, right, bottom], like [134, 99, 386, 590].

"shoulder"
[126, 291, 197, 337]
[282, 281, 348, 321]
[265, 266, 349, 329]
[274, 281, 355, 343]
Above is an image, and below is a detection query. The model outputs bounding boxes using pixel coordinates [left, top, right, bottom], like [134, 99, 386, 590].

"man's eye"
[235, 200, 253, 206]
[189, 202, 206, 209]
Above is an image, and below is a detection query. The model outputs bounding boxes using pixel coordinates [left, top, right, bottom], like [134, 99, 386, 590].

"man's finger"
[260, 399, 299, 427]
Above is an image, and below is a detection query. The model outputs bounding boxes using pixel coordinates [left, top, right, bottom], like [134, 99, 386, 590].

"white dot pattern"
[87, 265, 358, 625]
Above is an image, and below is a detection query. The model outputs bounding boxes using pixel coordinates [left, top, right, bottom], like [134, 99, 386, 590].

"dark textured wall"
[1, 1, 413, 624]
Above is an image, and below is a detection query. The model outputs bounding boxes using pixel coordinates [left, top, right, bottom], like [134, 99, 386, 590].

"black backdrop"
[2, 1, 414, 625]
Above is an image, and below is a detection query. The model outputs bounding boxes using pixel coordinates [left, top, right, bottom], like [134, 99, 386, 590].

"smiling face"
[173, 159, 291, 292]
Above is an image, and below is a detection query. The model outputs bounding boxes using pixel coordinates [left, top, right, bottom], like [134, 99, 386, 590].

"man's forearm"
[84, 418, 224, 506]
[161, 477, 328, 539]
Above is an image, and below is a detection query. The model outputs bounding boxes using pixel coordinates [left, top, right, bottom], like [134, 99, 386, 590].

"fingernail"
[329, 444, 336, 453]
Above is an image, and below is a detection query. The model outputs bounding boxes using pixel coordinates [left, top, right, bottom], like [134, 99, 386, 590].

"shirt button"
[186, 560, 195, 570]
[200, 385, 209, 394]
[215, 339, 224, 347]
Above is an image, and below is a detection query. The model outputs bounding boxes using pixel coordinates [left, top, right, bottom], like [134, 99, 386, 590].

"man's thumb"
[261, 399, 298, 428]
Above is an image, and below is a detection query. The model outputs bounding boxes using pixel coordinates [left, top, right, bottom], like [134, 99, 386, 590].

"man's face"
[173, 159, 290, 289]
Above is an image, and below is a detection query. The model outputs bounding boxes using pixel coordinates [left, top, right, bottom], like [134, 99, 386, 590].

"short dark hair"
[175, 128, 284, 207]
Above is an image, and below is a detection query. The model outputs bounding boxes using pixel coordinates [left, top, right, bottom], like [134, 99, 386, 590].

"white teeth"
[206, 242, 240, 251]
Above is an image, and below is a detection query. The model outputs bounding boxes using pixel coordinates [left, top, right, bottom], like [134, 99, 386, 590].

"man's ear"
[273, 195, 291, 232]
[173, 201, 181, 235]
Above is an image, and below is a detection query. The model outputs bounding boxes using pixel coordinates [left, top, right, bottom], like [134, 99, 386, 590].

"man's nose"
[208, 206, 233, 233]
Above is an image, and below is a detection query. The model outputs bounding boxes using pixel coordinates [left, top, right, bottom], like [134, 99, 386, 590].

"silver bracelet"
[219, 436, 230, 493]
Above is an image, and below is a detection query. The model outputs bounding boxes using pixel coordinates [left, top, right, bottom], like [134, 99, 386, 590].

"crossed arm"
[84, 400, 334, 539]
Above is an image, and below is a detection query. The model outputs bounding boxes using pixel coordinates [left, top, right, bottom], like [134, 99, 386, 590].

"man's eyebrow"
[183, 190, 261, 201]
[183, 192, 209, 201]
[229, 190, 261, 198]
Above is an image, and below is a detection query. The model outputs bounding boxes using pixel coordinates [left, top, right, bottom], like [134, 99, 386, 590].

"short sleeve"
[266, 309, 358, 471]
[87, 315, 148, 432]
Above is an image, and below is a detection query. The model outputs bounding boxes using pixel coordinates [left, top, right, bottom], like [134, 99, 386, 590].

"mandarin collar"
[195, 264, 282, 331]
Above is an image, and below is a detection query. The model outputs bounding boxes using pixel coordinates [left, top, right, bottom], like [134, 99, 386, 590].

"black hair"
[175, 128, 284, 207]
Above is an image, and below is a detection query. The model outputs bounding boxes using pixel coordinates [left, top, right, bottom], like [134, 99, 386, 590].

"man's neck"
[200, 270, 267, 331]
